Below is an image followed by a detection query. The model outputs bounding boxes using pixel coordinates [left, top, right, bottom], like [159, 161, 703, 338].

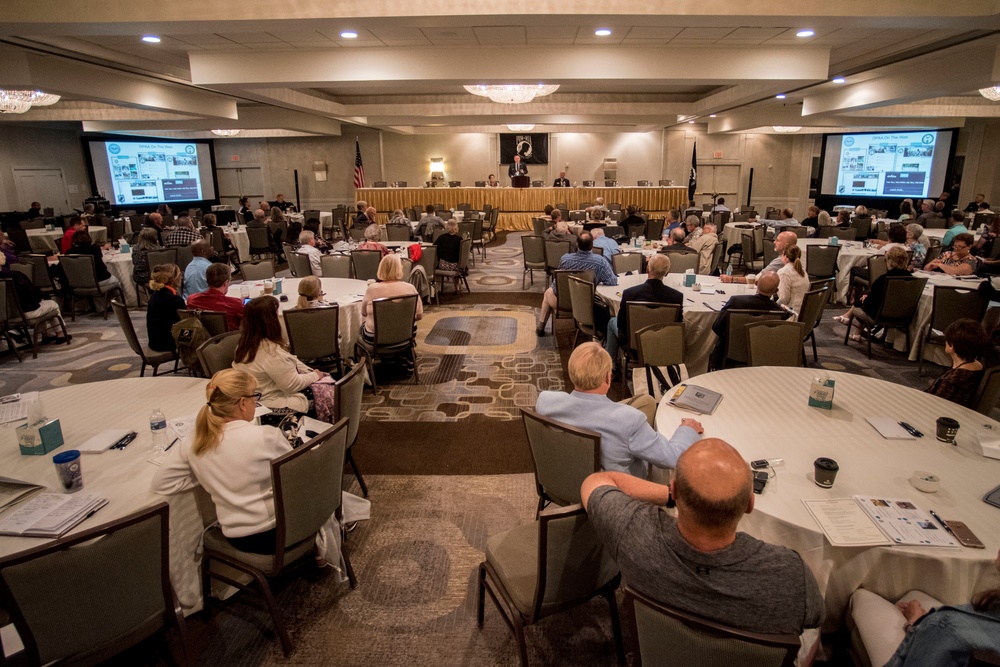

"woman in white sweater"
[776, 245, 810, 314]
[151, 369, 291, 553]
[232, 295, 325, 413]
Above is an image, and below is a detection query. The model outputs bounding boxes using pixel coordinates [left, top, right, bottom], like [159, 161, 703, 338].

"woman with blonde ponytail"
[776, 245, 810, 313]
[151, 369, 292, 554]
[295, 275, 325, 309]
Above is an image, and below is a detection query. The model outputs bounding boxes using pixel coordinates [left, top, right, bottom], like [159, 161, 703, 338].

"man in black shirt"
[553, 171, 570, 187]
[508, 155, 527, 180]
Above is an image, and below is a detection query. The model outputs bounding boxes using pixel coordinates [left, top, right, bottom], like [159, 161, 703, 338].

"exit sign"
[713, 151, 723, 159]
[231, 155, 240, 162]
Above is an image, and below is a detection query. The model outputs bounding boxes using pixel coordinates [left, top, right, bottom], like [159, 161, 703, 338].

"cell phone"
[753, 470, 768, 494]
[751, 459, 769, 470]
[243, 297, 252, 305]
[944, 520, 985, 548]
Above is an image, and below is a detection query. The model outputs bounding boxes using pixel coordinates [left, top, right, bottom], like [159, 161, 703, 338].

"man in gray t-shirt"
[581, 438, 823, 636]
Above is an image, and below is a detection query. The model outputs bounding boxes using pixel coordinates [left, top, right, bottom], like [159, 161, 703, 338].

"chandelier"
[772, 125, 802, 133]
[211, 129, 241, 137]
[464, 83, 559, 104]
[0, 89, 61, 114]
[979, 86, 1000, 101]
[507, 124, 535, 131]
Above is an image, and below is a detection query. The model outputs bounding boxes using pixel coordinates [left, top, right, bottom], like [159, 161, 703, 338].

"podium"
[511, 175, 530, 189]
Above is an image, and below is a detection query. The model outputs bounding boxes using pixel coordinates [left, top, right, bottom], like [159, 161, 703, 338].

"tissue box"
[808, 378, 835, 410]
[17, 418, 64, 455]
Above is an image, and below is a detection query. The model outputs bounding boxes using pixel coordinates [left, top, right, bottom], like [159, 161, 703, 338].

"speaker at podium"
[511, 175, 530, 189]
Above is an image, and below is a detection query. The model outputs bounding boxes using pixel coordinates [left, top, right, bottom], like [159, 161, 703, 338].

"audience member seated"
[3, 254, 68, 343]
[942, 210, 970, 247]
[358, 223, 390, 257]
[711, 270, 784, 368]
[662, 209, 682, 237]
[26, 201, 41, 219]
[925, 233, 976, 276]
[778, 207, 799, 226]
[232, 296, 326, 414]
[69, 230, 120, 292]
[247, 209, 268, 229]
[853, 224, 908, 291]
[354, 206, 376, 230]
[591, 227, 620, 257]
[186, 262, 244, 331]
[618, 206, 644, 238]
[81, 203, 95, 220]
[925, 319, 989, 408]
[817, 210, 835, 227]
[60, 216, 86, 254]
[837, 247, 912, 338]
[164, 215, 198, 247]
[0, 231, 18, 270]
[238, 196, 253, 223]
[285, 219, 303, 248]
[581, 439, 823, 635]
[712, 197, 730, 213]
[850, 547, 1000, 667]
[536, 232, 617, 336]
[588, 197, 609, 214]
[836, 209, 852, 226]
[801, 205, 820, 230]
[361, 254, 423, 343]
[296, 230, 324, 276]
[537, 343, 702, 477]
[906, 224, 928, 269]
[777, 245, 810, 313]
[183, 240, 215, 300]
[486, 174, 500, 187]
[303, 218, 330, 251]
[683, 215, 703, 244]
[419, 205, 446, 241]
[131, 227, 163, 288]
[690, 221, 719, 274]
[151, 369, 294, 555]
[388, 208, 411, 231]
[295, 275, 328, 309]
[146, 263, 185, 353]
[916, 201, 938, 225]
[145, 212, 165, 244]
[974, 216, 1000, 257]
[272, 193, 293, 212]
[604, 254, 681, 373]
[721, 230, 797, 283]
[543, 219, 578, 252]
[964, 193, 990, 213]
[898, 199, 915, 222]
[659, 226, 697, 255]
[435, 219, 467, 289]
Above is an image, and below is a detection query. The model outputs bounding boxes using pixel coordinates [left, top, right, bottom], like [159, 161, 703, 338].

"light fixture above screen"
[772, 126, 802, 133]
[211, 129, 241, 136]
[0, 89, 61, 114]
[507, 124, 535, 131]
[979, 86, 1000, 101]
[464, 84, 559, 104]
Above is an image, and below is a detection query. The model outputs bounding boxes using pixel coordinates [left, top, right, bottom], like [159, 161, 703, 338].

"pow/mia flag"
[500, 133, 549, 165]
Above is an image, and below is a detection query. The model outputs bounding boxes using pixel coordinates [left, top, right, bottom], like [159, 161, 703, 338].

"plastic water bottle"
[726, 262, 733, 277]
[149, 409, 167, 451]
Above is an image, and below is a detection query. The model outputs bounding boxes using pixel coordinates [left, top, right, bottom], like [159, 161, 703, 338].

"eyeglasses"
[243, 392, 262, 401]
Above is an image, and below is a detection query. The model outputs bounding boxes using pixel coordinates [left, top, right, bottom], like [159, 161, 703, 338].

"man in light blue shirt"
[591, 227, 620, 258]
[941, 209, 970, 248]
[535, 342, 703, 478]
[536, 232, 617, 335]
[182, 240, 214, 300]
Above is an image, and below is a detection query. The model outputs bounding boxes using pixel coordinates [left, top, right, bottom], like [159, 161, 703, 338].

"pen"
[164, 437, 179, 452]
[113, 431, 138, 450]
[898, 421, 924, 437]
[928, 510, 952, 533]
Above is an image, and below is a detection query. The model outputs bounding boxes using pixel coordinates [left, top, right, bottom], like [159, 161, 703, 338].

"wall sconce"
[429, 157, 445, 181]
[313, 160, 328, 182]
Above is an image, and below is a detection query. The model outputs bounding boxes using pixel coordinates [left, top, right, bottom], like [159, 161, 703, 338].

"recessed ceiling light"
[796, 29, 815, 38]
[776, 94, 786, 99]
[141, 35, 161, 43]
[340, 31, 358, 39]
[594, 28, 612, 36]
[709, 114, 717, 118]
[688, 120, 695, 124]
[832, 76, 846, 84]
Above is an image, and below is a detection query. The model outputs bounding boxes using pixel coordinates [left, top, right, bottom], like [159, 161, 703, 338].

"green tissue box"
[808, 378, 835, 410]
[17, 418, 64, 455]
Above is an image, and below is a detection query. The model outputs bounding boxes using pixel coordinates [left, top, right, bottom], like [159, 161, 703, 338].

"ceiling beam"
[80, 105, 340, 135]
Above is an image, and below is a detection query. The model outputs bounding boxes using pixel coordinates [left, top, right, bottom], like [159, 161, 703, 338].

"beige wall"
[0, 125, 90, 214]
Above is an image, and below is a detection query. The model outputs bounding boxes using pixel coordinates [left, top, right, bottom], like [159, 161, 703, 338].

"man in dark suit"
[659, 227, 697, 254]
[710, 271, 786, 369]
[508, 155, 528, 180]
[553, 170, 570, 187]
[605, 253, 682, 376]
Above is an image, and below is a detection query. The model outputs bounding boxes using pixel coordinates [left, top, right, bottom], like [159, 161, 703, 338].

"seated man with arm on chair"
[186, 262, 245, 331]
[182, 240, 214, 300]
[535, 232, 617, 336]
[721, 230, 797, 284]
[690, 222, 719, 274]
[591, 227, 620, 258]
[295, 230, 324, 276]
[581, 438, 823, 635]
[536, 342, 702, 478]
[659, 227, 697, 255]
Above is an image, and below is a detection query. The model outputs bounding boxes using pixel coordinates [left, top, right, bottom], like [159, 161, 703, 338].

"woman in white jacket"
[232, 295, 325, 413]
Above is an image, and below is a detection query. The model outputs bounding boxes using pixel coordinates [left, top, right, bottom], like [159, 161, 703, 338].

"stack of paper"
[77, 429, 132, 453]
[0, 477, 45, 512]
[0, 493, 108, 538]
[804, 496, 958, 548]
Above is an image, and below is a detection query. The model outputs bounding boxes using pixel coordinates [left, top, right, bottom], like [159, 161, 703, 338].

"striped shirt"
[552, 250, 617, 294]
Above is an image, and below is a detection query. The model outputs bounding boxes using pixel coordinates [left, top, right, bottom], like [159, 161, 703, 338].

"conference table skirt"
[655, 367, 1000, 629]
[26, 226, 107, 254]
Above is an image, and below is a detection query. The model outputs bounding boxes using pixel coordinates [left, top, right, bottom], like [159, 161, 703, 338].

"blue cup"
[684, 273, 696, 287]
[52, 450, 83, 492]
[828, 236, 839, 246]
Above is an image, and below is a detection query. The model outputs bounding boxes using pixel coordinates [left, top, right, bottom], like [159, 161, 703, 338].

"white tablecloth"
[105, 252, 139, 308]
[228, 277, 367, 359]
[721, 222, 763, 250]
[799, 238, 877, 304]
[0, 377, 211, 614]
[897, 272, 985, 366]
[598, 273, 755, 377]
[288, 212, 334, 237]
[26, 226, 107, 253]
[655, 367, 1000, 628]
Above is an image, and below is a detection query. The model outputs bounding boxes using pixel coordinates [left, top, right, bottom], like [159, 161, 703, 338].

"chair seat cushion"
[485, 523, 538, 616]
[849, 589, 943, 667]
[525, 261, 546, 270]
[204, 527, 315, 574]
[72, 287, 104, 296]
[143, 348, 178, 365]
[356, 338, 412, 354]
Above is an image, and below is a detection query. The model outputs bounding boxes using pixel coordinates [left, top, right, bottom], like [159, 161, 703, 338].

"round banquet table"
[655, 367, 1000, 628]
[0, 377, 211, 614]
[26, 226, 107, 253]
[720, 222, 763, 250]
[227, 277, 368, 359]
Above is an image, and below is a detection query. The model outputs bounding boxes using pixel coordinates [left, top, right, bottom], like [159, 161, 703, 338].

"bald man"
[581, 439, 823, 635]
[710, 270, 786, 369]
[721, 230, 798, 283]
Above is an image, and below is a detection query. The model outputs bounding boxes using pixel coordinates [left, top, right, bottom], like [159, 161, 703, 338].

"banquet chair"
[475, 180, 486, 187]
[567, 276, 600, 347]
[918, 285, 988, 375]
[195, 331, 241, 377]
[532, 217, 548, 236]
[746, 320, 805, 367]
[852, 216, 873, 240]
[733, 212, 752, 222]
[798, 287, 830, 364]
[246, 226, 272, 259]
[624, 302, 682, 391]
[175, 244, 194, 274]
[582, 180, 595, 187]
[283, 305, 342, 375]
[531, 180, 544, 187]
[521, 407, 600, 515]
[805, 245, 841, 281]
[334, 363, 368, 496]
[107, 217, 125, 243]
[973, 365, 1000, 416]
[477, 504, 624, 667]
[1, 277, 69, 360]
[321, 254, 352, 279]
[925, 216, 947, 229]
[302, 209, 321, 222]
[569, 210, 587, 222]
[435, 237, 472, 294]
[710, 241, 727, 275]
[721, 310, 787, 368]
[201, 227, 238, 266]
[201, 420, 355, 657]
[611, 252, 642, 275]
[604, 224, 623, 239]
[129, 214, 146, 234]
[471, 218, 486, 261]
[20, 254, 59, 298]
[240, 260, 275, 281]
[735, 229, 765, 271]
[0, 280, 25, 362]
[666, 252, 699, 274]
[176, 309, 228, 337]
[349, 227, 368, 243]
[0, 503, 191, 667]
[112, 299, 178, 377]
[61, 254, 125, 321]
[287, 249, 313, 278]
[817, 226, 844, 239]
[416, 245, 439, 305]
[521, 235, 546, 288]
[635, 322, 686, 396]
[487, 207, 500, 242]
[844, 276, 928, 358]
[351, 250, 382, 281]
[552, 269, 594, 331]
[646, 217, 666, 241]
[385, 225, 411, 242]
[850, 254, 887, 299]
[354, 294, 420, 393]
[623, 586, 798, 667]
[147, 247, 178, 272]
[762, 239, 778, 267]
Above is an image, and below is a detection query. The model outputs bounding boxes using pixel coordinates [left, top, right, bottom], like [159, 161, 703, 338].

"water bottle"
[149, 409, 167, 451]
[726, 262, 733, 277]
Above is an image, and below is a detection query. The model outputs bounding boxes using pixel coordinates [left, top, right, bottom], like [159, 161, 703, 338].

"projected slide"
[834, 132, 939, 198]
[105, 142, 203, 205]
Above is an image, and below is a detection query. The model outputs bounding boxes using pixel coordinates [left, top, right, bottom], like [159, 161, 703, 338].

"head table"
[655, 367, 1000, 629]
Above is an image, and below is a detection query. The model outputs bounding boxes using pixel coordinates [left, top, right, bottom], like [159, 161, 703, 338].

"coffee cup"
[745, 273, 757, 287]
[263, 280, 274, 296]
[813, 457, 839, 488]
[53, 450, 83, 493]
[935, 417, 959, 443]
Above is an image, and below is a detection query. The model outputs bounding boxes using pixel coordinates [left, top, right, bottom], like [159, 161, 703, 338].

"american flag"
[353, 138, 365, 188]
